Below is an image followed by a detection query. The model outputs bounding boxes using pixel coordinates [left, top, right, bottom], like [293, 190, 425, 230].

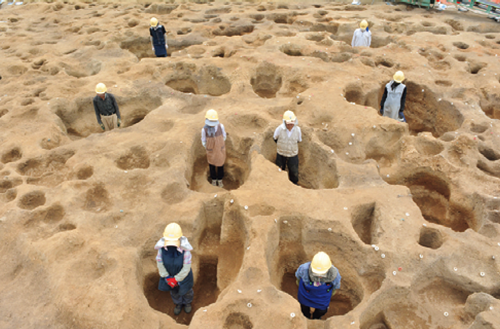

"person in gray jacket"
[380, 71, 407, 122]
[273, 110, 302, 185]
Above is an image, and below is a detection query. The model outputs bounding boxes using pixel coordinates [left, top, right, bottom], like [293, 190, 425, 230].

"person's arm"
[273, 126, 281, 143]
[150, 28, 154, 51]
[201, 128, 206, 148]
[399, 87, 407, 122]
[219, 124, 227, 141]
[297, 127, 302, 142]
[93, 98, 104, 126]
[351, 30, 357, 47]
[110, 94, 121, 120]
[174, 251, 192, 282]
[156, 250, 170, 278]
[380, 88, 388, 115]
[162, 26, 168, 48]
[367, 31, 372, 47]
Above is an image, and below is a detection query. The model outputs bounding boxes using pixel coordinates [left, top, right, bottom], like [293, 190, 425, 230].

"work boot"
[184, 303, 192, 314]
[211, 180, 217, 186]
[174, 304, 182, 315]
[218, 180, 223, 188]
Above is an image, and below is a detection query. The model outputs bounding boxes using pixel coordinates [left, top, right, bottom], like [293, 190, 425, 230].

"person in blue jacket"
[155, 223, 194, 315]
[295, 252, 341, 320]
[150, 17, 168, 57]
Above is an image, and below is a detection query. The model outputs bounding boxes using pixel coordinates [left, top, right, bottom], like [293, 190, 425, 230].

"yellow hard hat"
[205, 109, 219, 121]
[393, 71, 405, 83]
[360, 20, 368, 29]
[283, 110, 296, 124]
[95, 83, 107, 94]
[150, 17, 158, 27]
[311, 252, 332, 275]
[163, 223, 183, 246]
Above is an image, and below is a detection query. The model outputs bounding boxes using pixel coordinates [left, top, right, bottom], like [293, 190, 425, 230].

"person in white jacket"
[351, 20, 371, 47]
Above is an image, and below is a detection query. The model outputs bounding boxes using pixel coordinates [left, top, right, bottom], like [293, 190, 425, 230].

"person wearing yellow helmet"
[273, 110, 302, 185]
[380, 71, 407, 122]
[295, 252, 341, 319]
[150, 17, 168, 57]
[351, 20, 371, 47]
[154, 223, 195, 315]
[201, 109, 227, 188]
[93, 83, 121, 131]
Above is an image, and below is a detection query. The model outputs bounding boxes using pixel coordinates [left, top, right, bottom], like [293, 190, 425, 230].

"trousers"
[300, 304, 328, 319]
[101, 114, 117, 131]
[209, 164, 224, 180]
[170, 288, 194, 306]
[276, 154, 299, 184]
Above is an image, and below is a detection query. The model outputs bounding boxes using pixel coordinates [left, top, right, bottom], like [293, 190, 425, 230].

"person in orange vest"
[155, 223, 194, 315]
[295, 252, 341, 319]
[201, 109, 227, 188]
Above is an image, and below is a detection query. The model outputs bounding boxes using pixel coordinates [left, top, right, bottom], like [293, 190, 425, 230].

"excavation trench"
[165, 64, 231, 97]
[259, 128, 339, 190]
[344, 81, 463, 137]
[269, 216, 383, 320]
[143, 201, 246, 325]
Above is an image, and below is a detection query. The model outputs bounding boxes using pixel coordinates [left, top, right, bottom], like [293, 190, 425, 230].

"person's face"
[97, 93, 105, 100]
[286, 123, 294, 131]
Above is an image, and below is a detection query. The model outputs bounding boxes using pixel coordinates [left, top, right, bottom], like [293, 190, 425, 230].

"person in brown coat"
[201, 109, 226, 188]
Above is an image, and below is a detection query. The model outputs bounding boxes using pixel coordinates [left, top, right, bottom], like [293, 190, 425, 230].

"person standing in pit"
[380, 71, 407, 122]
[351, 20, 371, 47]
[93, 83, 121, 131]
[201, 109, 227, 188]
[155, 223, 194, 315]
[295, 252, 341, 320]
[150, 17, 168, 57]
[274, 110, 302, 185]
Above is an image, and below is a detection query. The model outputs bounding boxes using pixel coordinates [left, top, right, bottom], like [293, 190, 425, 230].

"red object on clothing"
[167, 277, 178, 288]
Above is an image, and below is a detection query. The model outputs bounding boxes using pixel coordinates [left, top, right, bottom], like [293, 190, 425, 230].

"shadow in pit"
[269, 216, 369, 320]
[187, 134, 252, 191]
[396, 171, 478, 232]
[259, 128, 339, 189]
[143, 200, 246, 325]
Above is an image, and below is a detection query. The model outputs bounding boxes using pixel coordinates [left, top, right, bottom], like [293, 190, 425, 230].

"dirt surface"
[1, 1, 500, 328]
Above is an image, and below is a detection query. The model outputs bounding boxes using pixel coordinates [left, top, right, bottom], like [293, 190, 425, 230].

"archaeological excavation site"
[0, 0, 500, 328]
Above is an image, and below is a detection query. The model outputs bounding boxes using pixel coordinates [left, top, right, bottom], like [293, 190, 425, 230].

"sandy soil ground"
[1, 1, 500, 328]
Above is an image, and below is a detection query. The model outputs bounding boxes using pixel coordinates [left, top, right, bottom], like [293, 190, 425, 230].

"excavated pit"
[271, 216, 367, 320]
[250, 62, 282, 98]
[398, 172, 476, 232]
[165, 65, 231, 96]
[418, 227, 444, 249]
[260, 129, 339, 189]
[351, 203, 379, 245]
[143, 201, 246, 325]
[188, 135, 252, 192]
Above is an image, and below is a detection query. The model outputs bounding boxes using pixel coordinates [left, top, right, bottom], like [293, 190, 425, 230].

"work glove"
[152, 46, 155, 51]
[296, 278, 299, 286]
[100, 123, 105, 131]
[166, 277, 178, 288]
[117, 118, 121, 127]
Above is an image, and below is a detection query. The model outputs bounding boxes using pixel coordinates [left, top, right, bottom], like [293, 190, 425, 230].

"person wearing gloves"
[201, 109, 227, 188]
[351, 20, 371, 47]
[155, 223, 194, 315]
[93, 83, 121, 131]
[150, 17, 168, 57]
[274, 110, 302, 185]
[295, 252, 341, 320]
[380, 71, 407, 122]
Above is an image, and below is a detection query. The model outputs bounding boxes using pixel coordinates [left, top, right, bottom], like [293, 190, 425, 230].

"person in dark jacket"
[93, 83, 121, 131]
[295, 252, 341, 320]
[155, 223, 194, 315]
[150, 17, 168, 57]
[380, 71, 407, 122]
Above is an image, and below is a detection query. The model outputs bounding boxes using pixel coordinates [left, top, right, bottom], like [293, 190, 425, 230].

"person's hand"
[100, 123, 105, 131]
[152, 46, 155, 51]
[167, 277, 178, 288]
[117, 118, 121, 127]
